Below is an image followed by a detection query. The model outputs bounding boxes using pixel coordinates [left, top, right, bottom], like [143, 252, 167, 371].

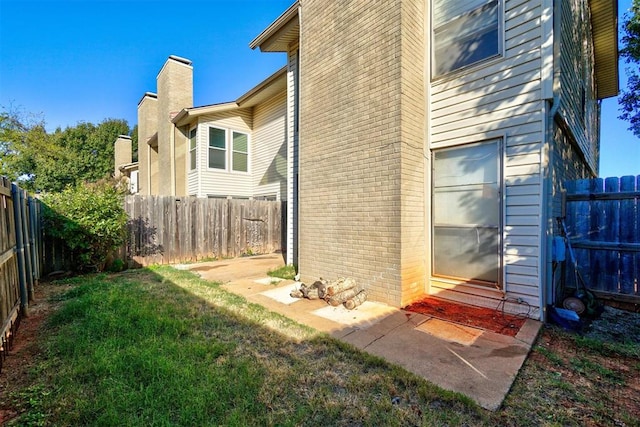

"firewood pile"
[290, 277, 367, 310]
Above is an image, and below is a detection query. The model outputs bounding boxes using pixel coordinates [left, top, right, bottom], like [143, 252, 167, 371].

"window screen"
[209, 127, 226, 170]
[189, 128, 197, 171]
[232, 132, 248, 172]
[433, 0, 500, 76]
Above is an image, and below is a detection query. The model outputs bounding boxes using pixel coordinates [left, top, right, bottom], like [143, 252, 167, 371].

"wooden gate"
[564, 175, 640, 305]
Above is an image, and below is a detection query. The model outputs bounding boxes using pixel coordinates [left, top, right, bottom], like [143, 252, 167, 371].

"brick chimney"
[113, 135, 132, 178]
[157, 55, 193, 195]
[137, 92, 158, 195]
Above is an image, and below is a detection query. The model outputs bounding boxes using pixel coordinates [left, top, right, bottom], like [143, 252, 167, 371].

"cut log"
[310, 280, 328, 299]
[328, 287, 359, 306]
[344, 290, 367, 310]
[304, 287, 320, 300]
[290, 288, 304, 299]
[326, 277, 357, 297]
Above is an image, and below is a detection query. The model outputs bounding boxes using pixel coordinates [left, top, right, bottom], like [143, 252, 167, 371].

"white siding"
[195, 110, 253, 198]
[252, 91, 287, 200]
[429, 0, 545, 314]
[558, 0, 599, 173]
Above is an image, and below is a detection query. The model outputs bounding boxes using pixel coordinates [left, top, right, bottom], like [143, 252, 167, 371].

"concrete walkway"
[181, 254, 541, 411]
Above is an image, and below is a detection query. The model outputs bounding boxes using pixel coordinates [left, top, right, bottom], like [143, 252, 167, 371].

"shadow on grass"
[12, 267, 485, 427]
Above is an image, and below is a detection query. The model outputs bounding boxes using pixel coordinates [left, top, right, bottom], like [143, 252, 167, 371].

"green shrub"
[41, 180, 128, 271]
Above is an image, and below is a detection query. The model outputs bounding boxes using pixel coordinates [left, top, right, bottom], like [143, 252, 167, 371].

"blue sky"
[1, 0, 638, 178]
[0, 0, 292, 127]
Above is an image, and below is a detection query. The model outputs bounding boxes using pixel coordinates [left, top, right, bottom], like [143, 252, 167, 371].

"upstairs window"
[189, 127, 197, 171]
[208, 127, 226, 170]
[232, 131, 249, 172]
[433, 0, 501, 77]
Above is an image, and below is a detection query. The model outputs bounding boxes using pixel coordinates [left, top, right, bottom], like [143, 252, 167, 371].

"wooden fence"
[564, 175, 640, 304]
[124, 196, 285, 266]
[0, 177, 42, 372]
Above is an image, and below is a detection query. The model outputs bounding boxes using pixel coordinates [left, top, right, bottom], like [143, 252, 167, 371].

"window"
[189, 127, 197, 171]
[209, 127, 226, 170]
[232, 131, 249, 172]
[207, 127, 249, 172]
[433, 0, 501, 77]
[432, 140, 501, 287]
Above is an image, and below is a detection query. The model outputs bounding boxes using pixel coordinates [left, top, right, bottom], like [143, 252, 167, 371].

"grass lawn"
[267, 264, 297, 281]
[2, 267, 638, 426]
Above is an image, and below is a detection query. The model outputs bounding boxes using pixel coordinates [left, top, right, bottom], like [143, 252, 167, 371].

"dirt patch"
[0, 282, 67, 425]
[513, 325, 640, 426]
[583, 305, 640, 344]
[404, 297, 526, 337]
[189, 265, 229, 272]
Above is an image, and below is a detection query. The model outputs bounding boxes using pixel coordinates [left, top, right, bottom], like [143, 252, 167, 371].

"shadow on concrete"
[185, 255, 542, 410]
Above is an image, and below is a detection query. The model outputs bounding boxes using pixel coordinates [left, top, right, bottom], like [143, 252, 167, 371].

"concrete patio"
[180, 254, 542, 411]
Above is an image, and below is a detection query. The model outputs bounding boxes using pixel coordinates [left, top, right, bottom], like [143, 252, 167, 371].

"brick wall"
[398, 0, 427, 306]
[298, 0, 426, 307]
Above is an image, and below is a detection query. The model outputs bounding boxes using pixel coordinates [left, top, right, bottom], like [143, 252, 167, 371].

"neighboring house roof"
[237, 66, 287, 107]
[172, 66, 287, 127]
[249, 1, 299, 52]
[590, 0, 619, 99]
[119, 162, 139, 172]
[147, 132, 158, 148]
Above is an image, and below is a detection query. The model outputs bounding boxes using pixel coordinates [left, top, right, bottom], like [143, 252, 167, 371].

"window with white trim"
[432, 0, 501, 77]
[208, 127, 226, 170]
[207, 127, 250, 172]
[189, 127, 197, 171]
[432, 139, 502, 287]
[232, 131, 249, 172]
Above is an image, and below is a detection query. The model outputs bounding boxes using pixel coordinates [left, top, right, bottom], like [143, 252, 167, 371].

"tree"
[0, 107, 48, 187]
[0, 106, 131, 192]
[619, 0, 640, 137]
[50, 118, 130, 189]
[130, 124, 139, 162]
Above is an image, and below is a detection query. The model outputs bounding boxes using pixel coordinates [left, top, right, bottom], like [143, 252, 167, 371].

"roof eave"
[119, 162, 139, 172]
[590, 0, 619, 99]
[249, 1, 299, 52]
[236, 66, 287, 106]
[172, 102, 240, 127]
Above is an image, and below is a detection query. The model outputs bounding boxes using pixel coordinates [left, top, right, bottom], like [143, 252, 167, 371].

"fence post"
[619, 176, 636, 295]
[28, 197, 41, 285]
[19, 189, 34, 301]
[603, 177, 620, 293]
[11, 184, 28, 317]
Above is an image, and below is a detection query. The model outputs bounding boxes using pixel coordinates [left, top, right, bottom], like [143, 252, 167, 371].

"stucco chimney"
[137, 92, 158, 195]
[157, 55, 193, 195]
[114, 135, 132, 178]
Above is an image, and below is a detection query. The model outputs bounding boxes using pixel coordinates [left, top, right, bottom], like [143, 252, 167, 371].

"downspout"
[540, 0, 562, 321]
[170, 124, 176, 196]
